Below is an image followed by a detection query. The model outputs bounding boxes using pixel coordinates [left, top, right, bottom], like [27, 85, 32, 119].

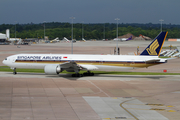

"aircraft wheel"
[13, 68, 17, 75]
[83, 72, 87, 76]
[90, 73, 94, 76]
[83, 72, 94, 76]
[80, 74, 83, 77]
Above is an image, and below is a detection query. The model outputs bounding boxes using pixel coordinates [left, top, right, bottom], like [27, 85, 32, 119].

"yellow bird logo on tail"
[146, 39, 159, 55]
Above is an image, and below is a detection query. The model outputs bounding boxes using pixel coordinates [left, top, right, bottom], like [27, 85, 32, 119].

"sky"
[0, 0, 180, 25]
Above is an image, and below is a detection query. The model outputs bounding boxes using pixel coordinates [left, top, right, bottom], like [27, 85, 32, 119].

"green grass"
[0, 66, 180, 75]
[159, 56, 170, 58]
[0, 66, 44, 73]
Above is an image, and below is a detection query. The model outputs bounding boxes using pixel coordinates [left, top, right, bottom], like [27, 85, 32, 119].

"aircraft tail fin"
[140, 31, 168, 56]
[126, 36, 132, 41]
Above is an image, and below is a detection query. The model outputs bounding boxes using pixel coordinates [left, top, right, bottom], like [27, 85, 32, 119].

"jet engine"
[44, 64, 62, 75]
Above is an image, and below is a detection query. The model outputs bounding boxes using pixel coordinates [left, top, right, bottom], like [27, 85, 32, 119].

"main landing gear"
[71, 71, 94, 77]
[72, 73, 83, 77]
[83, 71, 94, 76]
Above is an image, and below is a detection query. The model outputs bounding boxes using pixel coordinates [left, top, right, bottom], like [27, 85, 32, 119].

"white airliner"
[3, 32, 168, 77]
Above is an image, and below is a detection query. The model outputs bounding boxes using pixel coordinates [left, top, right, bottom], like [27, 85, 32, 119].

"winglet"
[140, 32, 168, 56]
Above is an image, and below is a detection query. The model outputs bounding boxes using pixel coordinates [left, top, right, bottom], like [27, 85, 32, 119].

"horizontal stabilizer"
[145, 59, 160, 63]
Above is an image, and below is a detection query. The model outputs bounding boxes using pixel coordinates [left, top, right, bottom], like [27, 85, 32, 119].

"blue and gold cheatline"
[140, 31, 168, 56]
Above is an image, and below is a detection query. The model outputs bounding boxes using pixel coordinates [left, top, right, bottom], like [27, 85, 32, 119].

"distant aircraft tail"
[140, 31, 168, 56]
[63, 37, 70, 42]
[126, 36, 132, 41]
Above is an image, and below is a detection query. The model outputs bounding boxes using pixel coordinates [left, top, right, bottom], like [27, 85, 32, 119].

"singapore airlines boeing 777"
[3, 32, 168, 77]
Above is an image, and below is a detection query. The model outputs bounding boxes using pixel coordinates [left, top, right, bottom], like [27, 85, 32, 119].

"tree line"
[0, 22, 180, 40]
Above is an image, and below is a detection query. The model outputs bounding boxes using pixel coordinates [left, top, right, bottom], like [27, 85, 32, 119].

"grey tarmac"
[0, 72, 180, 120]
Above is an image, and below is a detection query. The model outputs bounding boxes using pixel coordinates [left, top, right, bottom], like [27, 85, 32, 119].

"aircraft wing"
[79, 64, 98, 70]
[60, 61, 79, 69]
[60, 61, 98, 71]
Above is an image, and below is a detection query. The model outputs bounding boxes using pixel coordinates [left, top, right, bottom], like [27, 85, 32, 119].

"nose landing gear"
[12, 68, 17, 75]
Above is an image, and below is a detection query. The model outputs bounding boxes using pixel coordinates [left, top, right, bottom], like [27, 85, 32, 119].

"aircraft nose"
[2, 59, 7, 65]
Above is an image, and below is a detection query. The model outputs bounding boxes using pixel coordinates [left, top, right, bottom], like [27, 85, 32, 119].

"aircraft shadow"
[57, 74, 166, 80]
[5, 72, 166, 81]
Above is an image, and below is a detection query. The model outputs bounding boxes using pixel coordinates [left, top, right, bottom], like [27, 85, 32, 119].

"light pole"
[43, 21, 46, 40]
[70, 17, 75, 54]
[82, 21, 84, 40]
[103, 23, 105, 40]
[159, 19, 164, 32]
[15, 22, 16, 40]
[115, 18, 120, 55]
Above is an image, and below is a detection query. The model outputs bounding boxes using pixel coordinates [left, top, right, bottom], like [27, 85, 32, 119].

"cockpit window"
[5, 58, 7, 60]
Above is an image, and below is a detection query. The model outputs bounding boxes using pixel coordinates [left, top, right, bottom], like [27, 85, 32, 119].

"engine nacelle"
[44, 64, 61, 75]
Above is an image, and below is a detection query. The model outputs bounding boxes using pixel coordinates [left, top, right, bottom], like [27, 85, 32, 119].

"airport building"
[0, 29, 24, 45]
[0, 29, 9, 45]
